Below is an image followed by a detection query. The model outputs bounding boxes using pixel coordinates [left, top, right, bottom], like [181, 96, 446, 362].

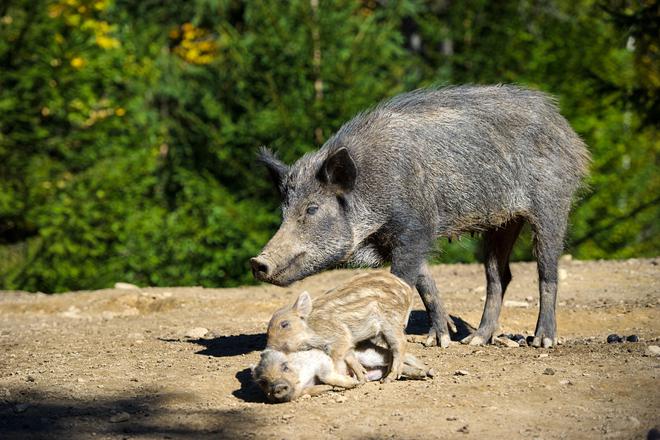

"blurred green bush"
[0, 0, 657, 292]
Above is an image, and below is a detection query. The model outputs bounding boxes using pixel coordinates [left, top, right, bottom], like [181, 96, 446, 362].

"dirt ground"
[1, 258, 659, 439]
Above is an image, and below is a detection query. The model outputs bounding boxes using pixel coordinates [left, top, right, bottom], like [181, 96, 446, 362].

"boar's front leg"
[391, 231, 452, 348]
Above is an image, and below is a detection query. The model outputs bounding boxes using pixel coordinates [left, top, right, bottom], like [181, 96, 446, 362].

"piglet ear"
[293, 291, 312, 318]
[257, 146, 289, 196]
[318, 147, 357, 192]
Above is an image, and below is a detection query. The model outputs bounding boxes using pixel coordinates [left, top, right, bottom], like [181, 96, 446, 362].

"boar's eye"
[280, 320, 290, 329]
[306, 205, 318, 215]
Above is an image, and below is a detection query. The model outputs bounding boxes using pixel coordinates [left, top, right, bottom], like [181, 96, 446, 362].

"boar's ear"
[318, 147, 357, 192]
[293, 291, 312, 318]
[257, 147, 289, 195]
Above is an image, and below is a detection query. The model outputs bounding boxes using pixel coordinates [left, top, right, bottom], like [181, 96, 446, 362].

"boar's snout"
[250, 256, 272, 281]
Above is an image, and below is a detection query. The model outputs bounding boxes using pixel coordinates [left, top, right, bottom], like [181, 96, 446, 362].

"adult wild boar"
[251, 85, 590, 349]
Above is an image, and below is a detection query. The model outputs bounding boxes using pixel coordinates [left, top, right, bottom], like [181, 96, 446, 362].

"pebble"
[14, 403, 29, 413]
[109, 412, 131, 423]
[607, 334, 623, 344]
[26, 375, 35, 382]
[626, 335, 639, 342]
[543, 368, 555, 375]
[494, 336, 520, 348]
[646, 345, 660, 356]
[457, 425, 470, 434]
[503, 300, 529, 308]
[538, 353, 549, 358]
[559, 379, 572, 386]
[454, 370, 469, 376]
[114, 282, 139, 290]
[184, 327, 209, 339]
[334, 395, 347, 403]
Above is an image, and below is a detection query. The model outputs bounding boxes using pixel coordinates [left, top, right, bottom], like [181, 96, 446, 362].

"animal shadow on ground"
[0, 386, 264, 440]
[406, 310, 475, 341]
[184, 333, 267, 358]
[232, 368, 269, 403]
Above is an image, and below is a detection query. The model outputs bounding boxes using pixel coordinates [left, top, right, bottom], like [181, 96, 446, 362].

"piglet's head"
[266, 291, 313, 353]
[251, 349, 298, 403]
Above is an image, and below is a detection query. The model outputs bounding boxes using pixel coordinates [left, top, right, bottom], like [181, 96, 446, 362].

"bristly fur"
[254, 84, 591, 348]
[267, 271, 413, 383]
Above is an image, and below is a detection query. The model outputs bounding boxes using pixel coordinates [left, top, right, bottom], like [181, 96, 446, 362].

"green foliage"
[0, 0, 657, 292]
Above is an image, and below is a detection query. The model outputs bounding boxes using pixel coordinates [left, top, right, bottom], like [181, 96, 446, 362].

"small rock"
[454, 370, 469, 376]
[525, 296, 534, 302]
[503, 300, 529, 308]
[607, 334, 623, 344]
[114, 282, 139, 290]
[543, 368, 555, 375]
[60, 306, 82, 319]
[281, 414, 294, 420]
[559, 379, 572, 386]
[626, 335, 639, 343]
[77, 378, 86, 383]
[538, 353, 549, 358]
[457, 425, 469, 434]
[26, 375, 35, 382]
[558, 268, 568, 281]
[184, 327, 209, 339]
[427, 368, 436, 378]
[646, 345, 660, 356]
[494, 336, 520, 348]
[14, 403, 29, 413]
[446, 416, 458, 421]
[334, 395, 347, 403]
[109, 412, 131, 423]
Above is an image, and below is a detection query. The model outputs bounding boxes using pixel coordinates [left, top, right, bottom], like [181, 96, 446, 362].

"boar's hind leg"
[462, 219, 523, 346]
[531, 217, 567, 348]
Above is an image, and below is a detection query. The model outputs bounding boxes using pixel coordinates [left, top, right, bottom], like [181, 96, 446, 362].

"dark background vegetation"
[0, 0, 657, 293]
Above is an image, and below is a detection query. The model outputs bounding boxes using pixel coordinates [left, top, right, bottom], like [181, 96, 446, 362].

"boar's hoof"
[423, 328, 451, 348]
[460, 331, 494, 346]
[531, 336, 557, 348]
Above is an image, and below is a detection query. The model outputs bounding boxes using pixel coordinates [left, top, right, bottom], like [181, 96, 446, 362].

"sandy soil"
[1, 258, 659, 439]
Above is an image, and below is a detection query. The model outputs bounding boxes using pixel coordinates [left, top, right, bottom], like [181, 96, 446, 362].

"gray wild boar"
[267, 272, 412, 382]
[251, 85, 590, 349]
[252, 341, 433, 403]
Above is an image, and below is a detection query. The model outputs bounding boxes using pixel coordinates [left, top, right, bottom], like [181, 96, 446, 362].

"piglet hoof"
[381, 372, 400, 383]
